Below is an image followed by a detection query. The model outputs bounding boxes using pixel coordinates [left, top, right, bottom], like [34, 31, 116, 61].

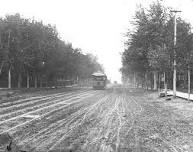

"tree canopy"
[0, 13, 103, 88]
[121, 1, 193, 87]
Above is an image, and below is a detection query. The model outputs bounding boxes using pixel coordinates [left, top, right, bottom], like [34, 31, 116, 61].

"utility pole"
[171, 10, 181, 98]
[8, 30, 11, 89]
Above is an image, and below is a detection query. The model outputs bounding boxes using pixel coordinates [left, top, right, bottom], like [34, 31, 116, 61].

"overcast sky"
[0, 0, 193, 83]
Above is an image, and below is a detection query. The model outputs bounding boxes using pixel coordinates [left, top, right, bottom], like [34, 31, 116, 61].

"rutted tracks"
[44, 88, 144, 152]
[2, 87, 173, 152]
[0, 90, 96, 133]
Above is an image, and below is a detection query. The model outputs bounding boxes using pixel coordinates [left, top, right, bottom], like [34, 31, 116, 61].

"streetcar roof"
[92, 72, 106, 77]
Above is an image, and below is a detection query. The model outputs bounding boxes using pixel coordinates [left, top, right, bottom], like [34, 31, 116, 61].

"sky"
[0, 0, 193, 83]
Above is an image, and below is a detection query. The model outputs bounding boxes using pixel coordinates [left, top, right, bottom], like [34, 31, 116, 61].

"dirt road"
[1, 87, 193, 152]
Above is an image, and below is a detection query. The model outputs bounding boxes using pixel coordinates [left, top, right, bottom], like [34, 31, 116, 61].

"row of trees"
[0, 14, 103, 88]
[121, 1, 193, 94]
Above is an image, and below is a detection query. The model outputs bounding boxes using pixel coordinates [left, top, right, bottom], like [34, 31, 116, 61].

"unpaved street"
[1, 87, 193, 152]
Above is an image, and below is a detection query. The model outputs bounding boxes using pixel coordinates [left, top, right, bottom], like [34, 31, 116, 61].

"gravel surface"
[1, 87, 193, 152]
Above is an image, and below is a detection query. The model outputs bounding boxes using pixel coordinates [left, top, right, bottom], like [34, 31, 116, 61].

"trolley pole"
[171, 10, 181, 98]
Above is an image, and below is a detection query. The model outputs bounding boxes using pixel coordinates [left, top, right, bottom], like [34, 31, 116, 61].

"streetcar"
[92, 72, 107, 89]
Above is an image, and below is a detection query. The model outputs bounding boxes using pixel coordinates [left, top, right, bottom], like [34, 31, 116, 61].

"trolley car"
[92, 72, 107, 89]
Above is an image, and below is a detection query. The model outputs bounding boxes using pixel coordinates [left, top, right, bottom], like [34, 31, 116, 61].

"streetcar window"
[93, 76, 105, 81]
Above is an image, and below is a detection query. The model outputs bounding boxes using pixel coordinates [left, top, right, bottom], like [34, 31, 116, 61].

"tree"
[122, 1, 193, 92]
[0, 13, 104, 88]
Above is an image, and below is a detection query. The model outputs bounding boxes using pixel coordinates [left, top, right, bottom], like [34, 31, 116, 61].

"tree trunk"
[164, 72, 167, 96]
[8, 67, 11, 89]
[188, 65, 191, 101]
[145, 72, 148, 90]
[158, 73, 161, 93]
[27, 71, 30, 88]
[133, 72, 136, 88]
[163, 72, 165, 88]
[0, 62, 4, 75]
[34, 74, 38, 88]
[153, 71, 157, 90]
[77, 76, 79, 84]
[18, 73, 22, 88]
[40, 76, 42, 88]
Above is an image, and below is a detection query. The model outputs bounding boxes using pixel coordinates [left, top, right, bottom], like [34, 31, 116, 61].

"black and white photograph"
[1, 0, 193, 151]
